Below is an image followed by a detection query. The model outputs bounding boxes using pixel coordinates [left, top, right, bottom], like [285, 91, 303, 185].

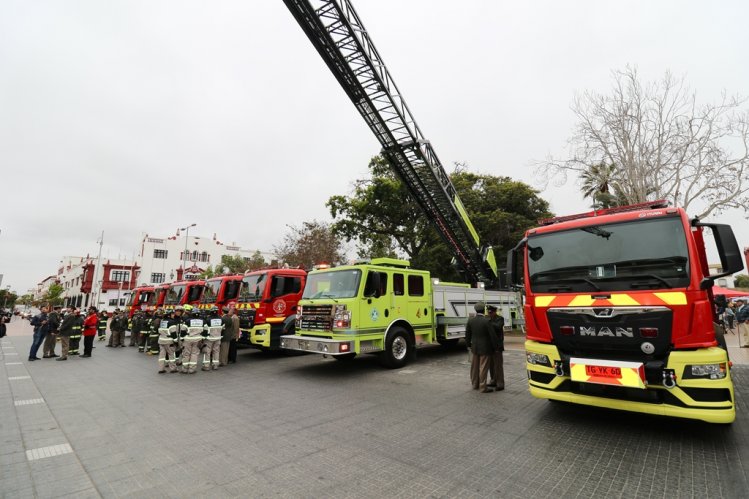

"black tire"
[334, 353, 357, 361]
[380, 326, 411, 369]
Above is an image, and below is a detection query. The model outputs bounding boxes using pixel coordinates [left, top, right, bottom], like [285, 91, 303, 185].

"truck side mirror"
[506, 239, 526, 288]
[695, 222, 744, 289]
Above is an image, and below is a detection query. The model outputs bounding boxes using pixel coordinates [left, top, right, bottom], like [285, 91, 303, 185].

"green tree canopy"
[42, 284, 64, 306]
[734, 274, 749, 289]
[201, 252, 268, 278]
[273, 220, 346, 270]
[0, 289, 18, 309]
[328, 156, 553, 282]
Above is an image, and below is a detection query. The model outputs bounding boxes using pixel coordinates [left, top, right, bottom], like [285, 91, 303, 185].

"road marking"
[15, 398, 46, 406]
[8, 376, 31, 380]
[399, 369, 417, 374]
[3, 352, 19, 355]
[5, 362, 23, 365]
[26, 444, 73, 461]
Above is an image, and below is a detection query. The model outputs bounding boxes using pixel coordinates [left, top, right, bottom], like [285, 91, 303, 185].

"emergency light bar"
[538, 200, 670, 226]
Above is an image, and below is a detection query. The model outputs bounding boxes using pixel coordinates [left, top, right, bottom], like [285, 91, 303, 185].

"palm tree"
[580, 163, 621, 208]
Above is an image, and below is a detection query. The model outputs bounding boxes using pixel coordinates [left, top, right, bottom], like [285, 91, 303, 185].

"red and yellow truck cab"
[508, 201, 743, 423]
[145, 283, 170, 313]
[163, 280, 205, 312]
[236, 268, 307, 350]
[198, 274, 243, 314]
[126, 286, 155, 318]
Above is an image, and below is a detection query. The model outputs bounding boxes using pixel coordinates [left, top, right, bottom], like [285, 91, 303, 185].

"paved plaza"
[1, 318, 748, 498]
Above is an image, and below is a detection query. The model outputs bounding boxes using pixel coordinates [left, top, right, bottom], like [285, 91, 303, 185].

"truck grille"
[300, 305, 333, 331]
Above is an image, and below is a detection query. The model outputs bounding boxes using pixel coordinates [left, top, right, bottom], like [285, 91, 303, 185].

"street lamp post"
[180, 224, 196, 281]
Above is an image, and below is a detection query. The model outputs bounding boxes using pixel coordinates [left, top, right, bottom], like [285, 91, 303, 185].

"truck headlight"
[686, 363, 727, 379]
[526, 353, 551, 366]
[280, 339, 287, 348]
[333, 305, 351, 329]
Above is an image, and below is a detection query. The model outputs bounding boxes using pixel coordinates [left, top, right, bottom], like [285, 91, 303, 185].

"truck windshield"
[303, 270, 361, 299]
[528, 216, 690, 293]
[149, 289, 165, 306]
[187, 284, 203, 303]
[137, 291, 154, 305]
[224, 280, 241, 300]
[166, 285, 185, 305]
[202, 280, 221, 303]
[239, 274, 266, 302]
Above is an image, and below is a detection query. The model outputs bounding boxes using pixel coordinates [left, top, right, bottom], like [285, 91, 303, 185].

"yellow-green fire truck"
[281, 258, 517, 368]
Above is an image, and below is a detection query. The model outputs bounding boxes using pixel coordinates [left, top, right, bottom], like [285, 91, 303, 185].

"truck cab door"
[360, 270, 390, 333]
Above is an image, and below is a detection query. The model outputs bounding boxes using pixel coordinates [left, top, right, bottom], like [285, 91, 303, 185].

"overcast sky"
[1, 0, 748, 293]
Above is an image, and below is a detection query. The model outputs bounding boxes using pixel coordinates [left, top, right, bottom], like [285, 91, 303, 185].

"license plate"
[585, 365, 621, 378]
[570, 357, 646, 389]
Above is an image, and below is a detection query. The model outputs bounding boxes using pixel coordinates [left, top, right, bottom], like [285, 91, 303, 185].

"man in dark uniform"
[108, 309, 127, 347]
[42, 305, 62, 358]
[129, 310, 143, 347]
[487, 305, 505, 391]
[465, 301, 498, 393]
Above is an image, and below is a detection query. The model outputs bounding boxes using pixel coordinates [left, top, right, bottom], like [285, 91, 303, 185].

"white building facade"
[137, 232, 274, 286]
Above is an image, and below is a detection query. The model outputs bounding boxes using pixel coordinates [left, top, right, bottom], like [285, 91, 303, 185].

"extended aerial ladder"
[283, 0, 498, 287]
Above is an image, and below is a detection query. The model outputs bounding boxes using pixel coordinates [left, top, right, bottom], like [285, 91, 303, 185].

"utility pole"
[180, 224, 196, 281]
[92, 231, 104, 307]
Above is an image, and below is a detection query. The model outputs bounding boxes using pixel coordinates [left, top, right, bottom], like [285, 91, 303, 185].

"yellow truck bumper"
[242, 323, 271, 348]
[526, 340, 735, 424]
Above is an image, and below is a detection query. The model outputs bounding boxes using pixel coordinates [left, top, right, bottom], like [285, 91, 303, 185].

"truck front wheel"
[380, 327, 411, 369]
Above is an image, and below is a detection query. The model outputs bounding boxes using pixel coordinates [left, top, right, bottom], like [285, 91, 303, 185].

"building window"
[151, 273, 165, 284]
[154, 249, 168, 259]
[111, 270, 131, 282]
[200, 251, 208, 262]
[109, 298, 118, 306]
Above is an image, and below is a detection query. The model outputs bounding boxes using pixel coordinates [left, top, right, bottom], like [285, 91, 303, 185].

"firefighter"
[97, 310, 108, 341]
[56, 307, 80, 361]
[129, 310, 143, 347]
[138, 310, 153, 352]
[181, 308, 205, 374]
[68, 308, 84, 357]
[148, 310, 162, 355]
[202, 306, 223, 371]
[157, 309, 185, 373]
[173, 306, 187, 366]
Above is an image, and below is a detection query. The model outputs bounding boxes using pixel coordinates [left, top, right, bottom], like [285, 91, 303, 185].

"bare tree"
[538, 66, 749, 218]
[273, 220, 346, 270]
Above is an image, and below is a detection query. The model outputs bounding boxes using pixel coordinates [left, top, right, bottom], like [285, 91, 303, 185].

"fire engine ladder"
[283, 0, 498, 286]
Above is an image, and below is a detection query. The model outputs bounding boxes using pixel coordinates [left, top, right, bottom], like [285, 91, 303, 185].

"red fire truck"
[198, 274, 243, 314]
[145, 283, 170, 313]
[236, 268, 307, 351]
[507, 201, 743, 423]
[126, 286, 155, 318]
[163, 280, 205, 312]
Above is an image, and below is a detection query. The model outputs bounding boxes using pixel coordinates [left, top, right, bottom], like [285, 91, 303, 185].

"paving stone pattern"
[1, 324, 748, 498]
